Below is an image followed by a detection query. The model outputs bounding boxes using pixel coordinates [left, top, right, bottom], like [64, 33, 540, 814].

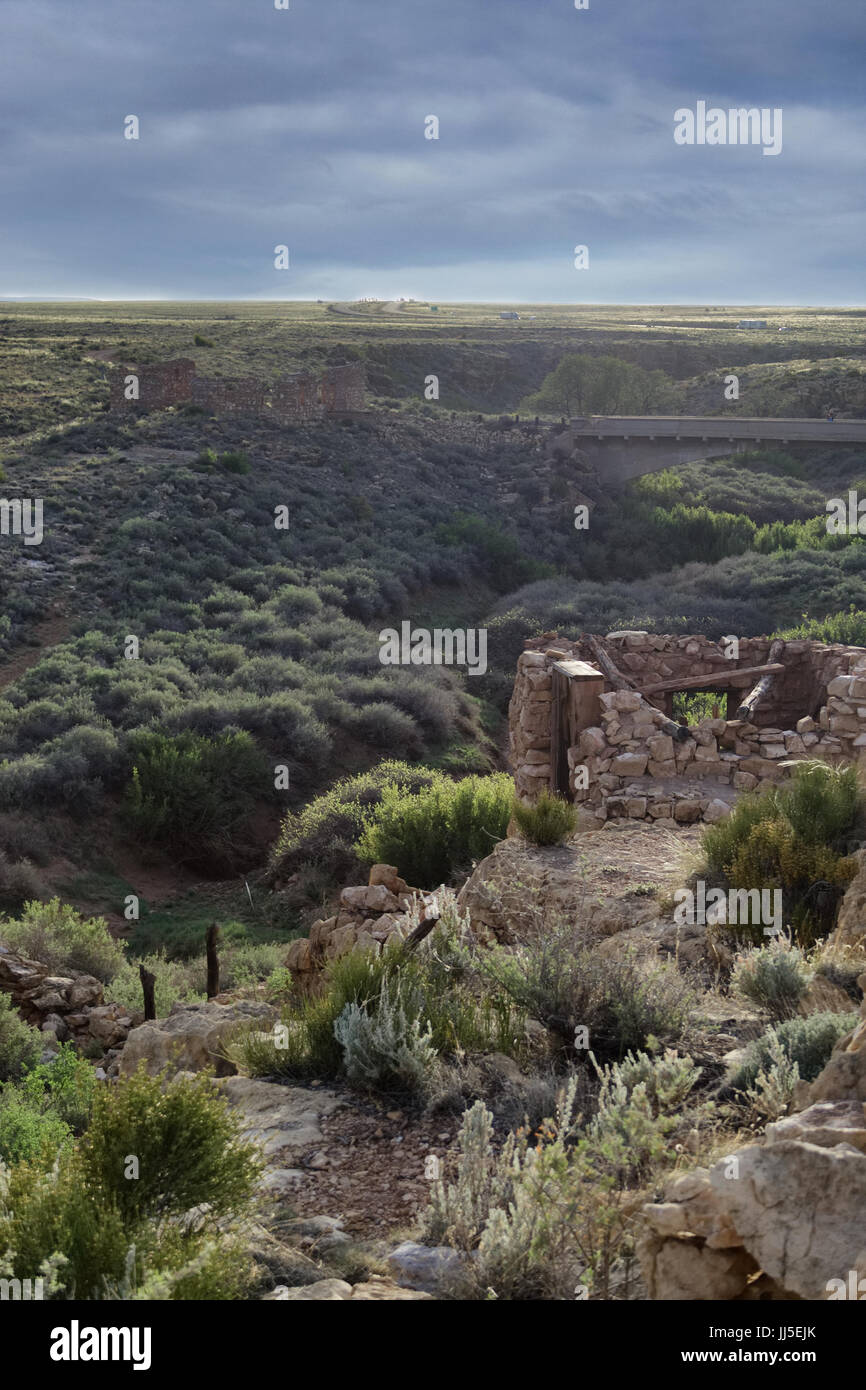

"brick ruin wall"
[109, 360, 365, 421]
[509, 631, 866, 826]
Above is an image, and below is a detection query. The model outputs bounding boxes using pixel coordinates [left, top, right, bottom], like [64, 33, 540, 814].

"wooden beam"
[736, 641, 786, 722]
[206, 922, 221, 999]
[139, 962, 156, 1022]
[583, 634, 637, 690]
[641, 662, 784, 696]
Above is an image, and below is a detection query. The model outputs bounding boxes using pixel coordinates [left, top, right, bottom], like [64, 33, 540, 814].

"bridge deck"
[570, 416, 866, 443]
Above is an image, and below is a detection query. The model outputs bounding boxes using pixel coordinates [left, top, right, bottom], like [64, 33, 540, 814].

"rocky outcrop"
[827, 848, 866, 952]
[285, 864, 439, 990]
[640, 983, 866, 1300]
[119, 999, 277, 1078]
[0, 943, 138, 1057]
[456, 825, 698, 946]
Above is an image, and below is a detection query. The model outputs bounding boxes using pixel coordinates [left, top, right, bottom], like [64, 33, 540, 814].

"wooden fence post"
[206, 923, 220, 999]
[139, 962, 156, 1021]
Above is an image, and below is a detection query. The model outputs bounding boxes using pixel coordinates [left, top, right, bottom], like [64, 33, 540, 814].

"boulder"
[708, 1140, 866, 1299]
[119, 999, 278, 1078]
[387, 1241, 467, 1293]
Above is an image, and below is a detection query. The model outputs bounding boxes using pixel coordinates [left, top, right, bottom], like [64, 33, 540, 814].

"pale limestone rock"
[120, 999, 277, 1078]
[708, 1141, 866, 1300]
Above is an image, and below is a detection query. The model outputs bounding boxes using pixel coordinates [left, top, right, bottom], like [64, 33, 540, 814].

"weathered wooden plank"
[550, 668, 569, 794]
[736, 641, 786, 721]
[552, 659, 604, 681]
[641, 662, 784, 695]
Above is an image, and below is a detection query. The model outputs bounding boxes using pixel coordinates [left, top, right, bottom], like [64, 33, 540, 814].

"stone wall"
[509, 632, 866, 825]
[109, 358, 196, 411]
[109, 359, 366, 421]
[191, 376, 265, 414]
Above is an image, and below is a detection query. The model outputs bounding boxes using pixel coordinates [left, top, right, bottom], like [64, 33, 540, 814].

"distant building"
[737, 319, 768, 329]
[500, 311, 520, 320]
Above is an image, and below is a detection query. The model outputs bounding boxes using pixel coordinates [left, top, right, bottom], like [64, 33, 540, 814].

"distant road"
[570, 416, 866, 443]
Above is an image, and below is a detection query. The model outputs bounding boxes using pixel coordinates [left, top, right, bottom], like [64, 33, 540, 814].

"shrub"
[511, 791, 578, 846]
[355, 772, 512, 886]
[422, 1051, 692, 1299]
[227, 892, 524, 1084]
[481, 916, 694, 1061]
[700, 763, 862, 944]
[775, 607, 866, 647]
[268, 760, 440, 887]
[0, 1144, 257, 1300]
[333, 976, 439, 1096]
[16, 1043, 97, 1133]
[0, 853, 48, 913]
[220, 450, 250, 474]
[0, 899, 126, 982]
[0, 1088, 73, 1165]
[81, 1066, 262, 1226]
[741, 1031, 802, 1122]
[728, 1011, 855, 1092]
[0, 993, 43, 1083]
[731, 940, 813, 1019]
[125, 729, 268, 865]
[775, 761, 862, 849]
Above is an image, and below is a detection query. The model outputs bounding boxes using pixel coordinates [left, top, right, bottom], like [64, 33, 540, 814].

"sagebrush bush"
[741, 1030, 802, 1122]
[480, 916, 694, 1061]
[0, 898, 126, 982]
[227, 892, 525, 1085]
[728, 1011, 855, 1092]
[333, 977, 439, 1096]
[512, 791, 578, 846]
[731, 939, 813, 1019]
[422, 1048, 695, 1299]
[355, 772, 512, 886]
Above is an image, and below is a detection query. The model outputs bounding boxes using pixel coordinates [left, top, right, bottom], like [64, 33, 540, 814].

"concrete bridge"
[566, 416, 866, 485]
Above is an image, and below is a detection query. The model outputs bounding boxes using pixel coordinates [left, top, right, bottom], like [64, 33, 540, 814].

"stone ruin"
[108, 358, 366, 421]
[509, 630, 866, 825]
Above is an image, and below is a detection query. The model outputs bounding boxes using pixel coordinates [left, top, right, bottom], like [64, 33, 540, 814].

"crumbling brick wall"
[269, 372, 322, 423]
[109, 359, 195, 411]
[108, 359, 366, 421]
[509, 632, 866, 825]
[320, 363, 366, 414]
[190, 376, 265, 414]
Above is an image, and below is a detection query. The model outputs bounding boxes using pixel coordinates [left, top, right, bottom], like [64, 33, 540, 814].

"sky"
[0, 0, 864, 303]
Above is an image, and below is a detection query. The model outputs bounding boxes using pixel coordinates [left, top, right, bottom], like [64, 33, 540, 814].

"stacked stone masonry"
[509, 631, 866, 826]
[109, 359, 366, 421]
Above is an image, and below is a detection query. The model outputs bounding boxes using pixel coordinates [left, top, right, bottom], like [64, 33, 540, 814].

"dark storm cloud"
[0, 0, 864, 300]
